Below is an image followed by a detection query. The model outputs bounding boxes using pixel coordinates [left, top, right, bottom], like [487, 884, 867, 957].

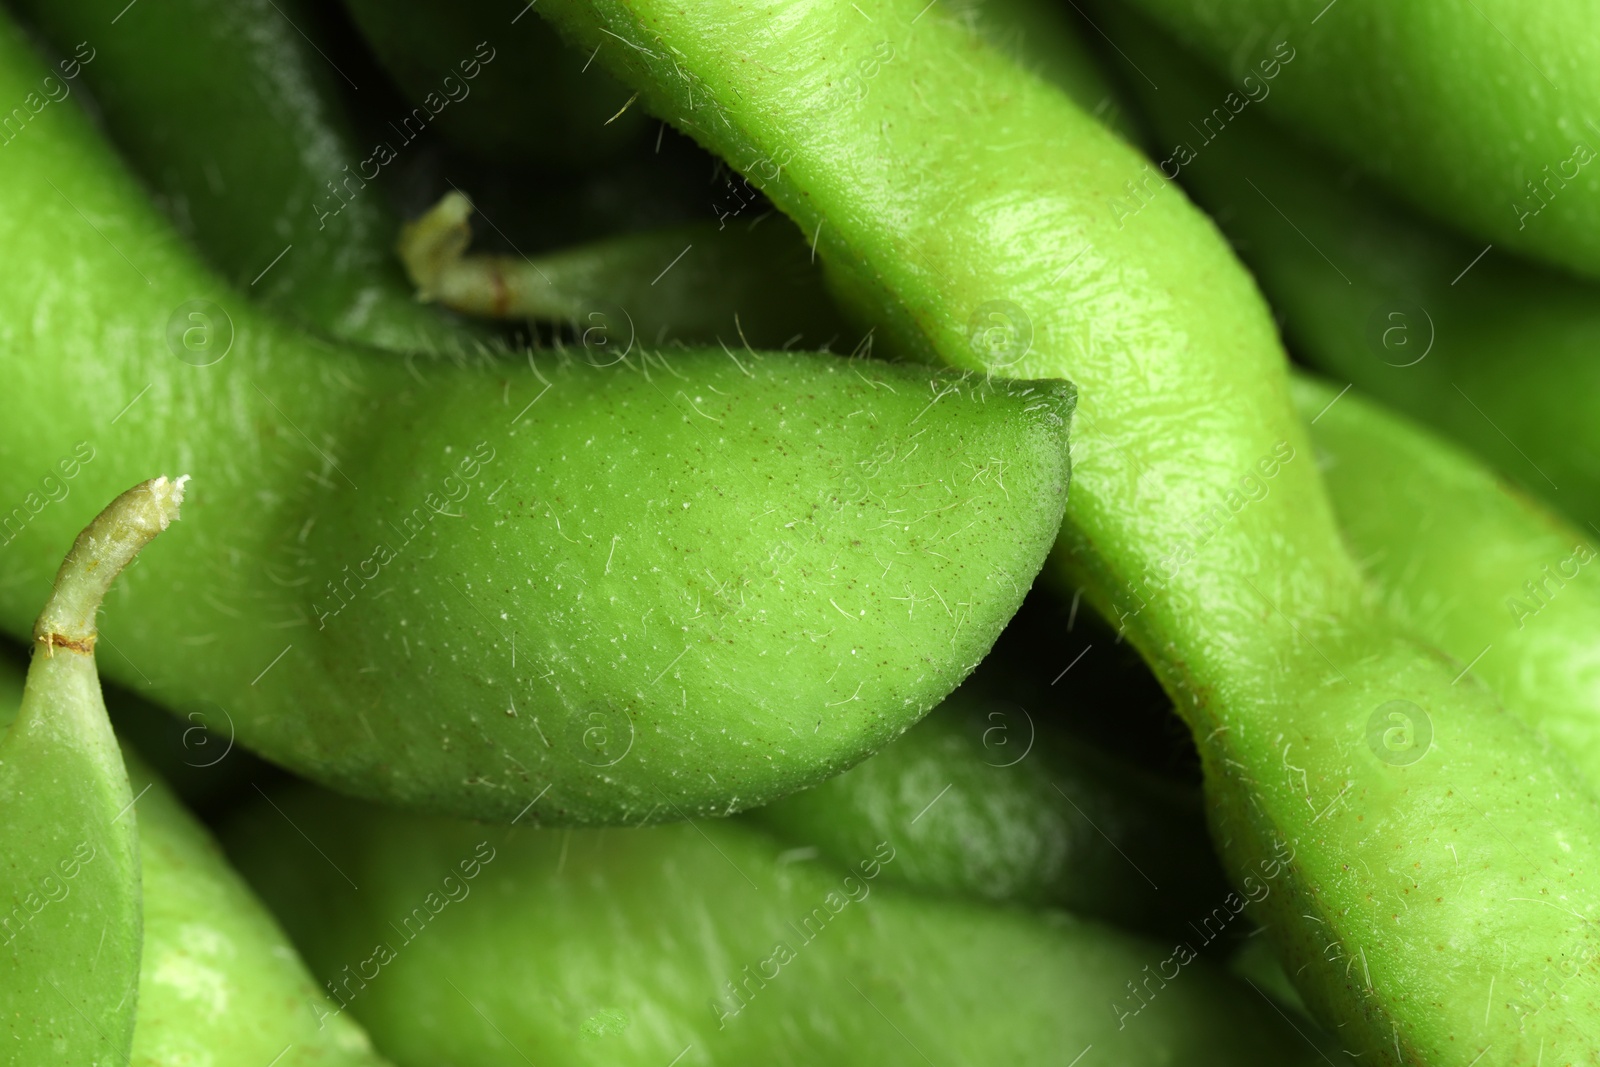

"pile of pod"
[2, 0, 1599, 1063]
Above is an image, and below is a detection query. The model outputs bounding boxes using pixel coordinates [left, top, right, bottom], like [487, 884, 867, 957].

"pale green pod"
[224, 782, 1340, 1067]
[1, 478, 185, 1064]
[747, 683, 1231, 938]
[0, 654, 395, 1067]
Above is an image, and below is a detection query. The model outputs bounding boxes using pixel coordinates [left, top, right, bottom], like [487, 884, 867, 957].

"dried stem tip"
[397, 191, 474, 304]
[33, 475, 188, 652]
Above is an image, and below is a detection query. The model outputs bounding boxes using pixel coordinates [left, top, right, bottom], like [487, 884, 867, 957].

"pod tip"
[148, 474, 188, 531]
[32, 475, 191, 648]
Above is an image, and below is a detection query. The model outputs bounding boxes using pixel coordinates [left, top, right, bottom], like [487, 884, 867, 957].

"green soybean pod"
[0, 9, 1073, 824]
[400, 191, 853, 348]
[526, 1, 1600, 1060]
[128, 761, 393, 1066]
[1111, 0, 1600, 283]
[747, 683, 1232, 938]
[1, 477, 185, 1064]
[0, 657, 394, 1067]
[8, 0, 479, 355]
[1099, 3, 1600, 529]
[224, 783, 1338, 1067]
[339, 0, 645, 168]
[1296, 373, 1600, 788]
[389, 72, 1214, 935]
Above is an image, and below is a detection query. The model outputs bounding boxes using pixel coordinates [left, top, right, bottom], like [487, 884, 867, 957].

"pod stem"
[398, 190, 475, 305]
[398, 191, 576, 319]
[33, 475, 187, 653]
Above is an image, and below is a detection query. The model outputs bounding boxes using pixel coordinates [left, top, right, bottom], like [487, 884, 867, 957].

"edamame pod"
[9, 0, 479, 354]
[748, 682, 1231, 938]
[392, 179, 1231, 933]
[340, 0, 645, 168]
[224, 782, 1339, 1067]
[0, 10, 1074, 824]
[1296, 374, 1600, 788]
[0, 655, 394, 1066]
[1099, 4, 1600, 530]
[400, 191, 852, 347]
[1112, 0, 1600, 282]
[1, 477, 185, 1064]
[126, 757, 393, 1066]
[528, 1, 1600, 1059]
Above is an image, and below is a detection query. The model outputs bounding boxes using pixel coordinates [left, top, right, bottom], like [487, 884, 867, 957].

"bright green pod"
[527, 1, 1600, 1060]
[0, 10, 1073, 824]
[1296, 374, 1600, 789]
[1, 478, 186, 1064]
[1100, 0, 1600, 662]
[1113, 0, 1600, 282]
[747, 681, 1231, 937]
[8, 0, 478, 354]
[1084, 14, 1600, 1056]
[287, 349, 1073, 825]
[1097, 2, 1600, 529]
[340, 0, 645, 167]
[224, 783, 1335, 1067]
[0, 657, 393, 1067]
